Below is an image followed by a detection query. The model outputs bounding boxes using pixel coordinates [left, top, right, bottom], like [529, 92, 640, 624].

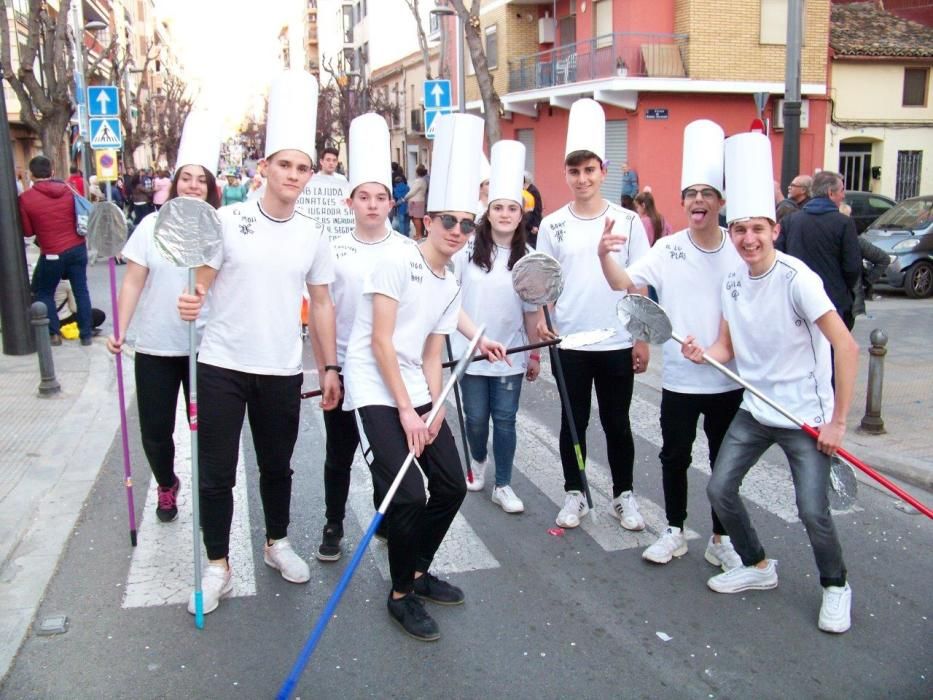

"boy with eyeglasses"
[599, 120, 745, 571]
[342, 114, 499, 642]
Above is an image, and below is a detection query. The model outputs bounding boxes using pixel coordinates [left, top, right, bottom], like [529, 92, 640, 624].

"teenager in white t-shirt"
[311, 181, 413, 562]
[536, 150, 651, 531]
[452, 200, 542, 514]
[683, 216, 858, 634]
[599, 184, 746, 570]
[107, 164, 221, 524]
[177, 148, 341, 616]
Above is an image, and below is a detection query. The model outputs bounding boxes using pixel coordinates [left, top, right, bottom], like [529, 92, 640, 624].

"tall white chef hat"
[680, 119, 725, 194]
[724, 132, 776, 224]
[264, 70, 318, 162]
[348, 113, 392, 193]
[175, 110, 221, 173]
[426, 113, 485, 214]
[488, 140, 526, 206]
[564, 98, 605, 162]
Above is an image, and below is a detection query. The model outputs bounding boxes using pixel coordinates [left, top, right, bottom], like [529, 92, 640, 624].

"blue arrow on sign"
[423, 79, 451, 110]
[87, 86, 120, 117]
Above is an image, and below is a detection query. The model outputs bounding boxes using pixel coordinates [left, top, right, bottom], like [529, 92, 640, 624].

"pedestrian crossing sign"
[425, 108, 452, 140]
[89, 117, 123, 150]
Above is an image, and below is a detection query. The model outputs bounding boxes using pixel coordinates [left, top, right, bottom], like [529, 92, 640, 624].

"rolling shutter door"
[516, 128, 535, 179]
[601, 119, 628, 202]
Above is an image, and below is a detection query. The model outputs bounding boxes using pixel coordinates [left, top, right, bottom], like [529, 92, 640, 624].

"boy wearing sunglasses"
[342, 114, 496, 642]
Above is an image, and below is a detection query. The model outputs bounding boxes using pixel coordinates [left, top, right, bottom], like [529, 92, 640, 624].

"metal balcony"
[507, 32, 688, 93]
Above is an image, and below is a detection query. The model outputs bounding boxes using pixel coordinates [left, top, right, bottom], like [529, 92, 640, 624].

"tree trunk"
[41, 114, 72, 179]
[451, 1, 502, 145]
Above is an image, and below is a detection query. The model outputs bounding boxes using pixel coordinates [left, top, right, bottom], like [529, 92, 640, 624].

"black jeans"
[358, 404, 466, 594]
[197, 363, 302, 560]
[322, 382, 362, 525]
[659, 388, 744, 533]
[135, 353, 190, 489]
[557, 348, 634, 497]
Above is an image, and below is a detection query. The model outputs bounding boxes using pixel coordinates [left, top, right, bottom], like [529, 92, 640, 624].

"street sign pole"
[781, 0, 803, 191]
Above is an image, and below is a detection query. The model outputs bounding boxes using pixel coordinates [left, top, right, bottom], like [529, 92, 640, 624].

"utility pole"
[431, 8, 464, 113]
[780, 0, 803, 191]
[0, 66, 37, 355]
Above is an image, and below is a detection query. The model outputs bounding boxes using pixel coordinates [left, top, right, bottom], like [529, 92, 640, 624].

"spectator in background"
[152, 169, 172, 209]
[67, 165, 85, 196]
[222, 169, 249, 206]
[634, 191, 672, 246]
[87, 175, 104, 203]
[131, 169, 155, 223]
[522, 171, 543, 248]
[839, 202, 890, 318]
[621, 194, 635, 211]
[391, 161, 407, 184]
[620, 162, 638, 200]
[392, 174, 410, 236]
[404, 164, 428, 240]
[776, 174, 812, 223]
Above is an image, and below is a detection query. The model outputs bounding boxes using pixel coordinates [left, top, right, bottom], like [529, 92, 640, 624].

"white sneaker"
[492, 485, 524, 513]
[188, 562, 233, 615]
[818, 583, 852, 633]
[556, 491, 589, 528]
[263, 537, 311, 583]
[467, 459, 486, 492]
[610, 490, 646, 531]
[642, 527, 688, 564]
[707, 559, 778, 593]
[704, 535, 743, 571]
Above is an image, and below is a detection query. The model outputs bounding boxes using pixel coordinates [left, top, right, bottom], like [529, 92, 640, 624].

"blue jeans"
[32, 243, 92, 339]
[707, 409, 847, 587]
[459, 373, 523, 487]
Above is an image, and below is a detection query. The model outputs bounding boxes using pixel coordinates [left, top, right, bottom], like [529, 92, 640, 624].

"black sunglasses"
[435, 214, 476, 234]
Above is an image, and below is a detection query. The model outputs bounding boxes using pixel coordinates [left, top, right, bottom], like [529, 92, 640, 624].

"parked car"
[862, 195, 933, 298]
[844, 191, 896, 234]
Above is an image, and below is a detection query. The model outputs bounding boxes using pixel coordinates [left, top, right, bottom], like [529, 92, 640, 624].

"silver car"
[862, 195, 933, 299]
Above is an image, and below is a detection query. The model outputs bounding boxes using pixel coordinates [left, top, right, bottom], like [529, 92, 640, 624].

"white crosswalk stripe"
[122, 402, 257, 608]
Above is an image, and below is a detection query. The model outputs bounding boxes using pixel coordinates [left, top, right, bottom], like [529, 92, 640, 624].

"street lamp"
[430, 7, 464, 114]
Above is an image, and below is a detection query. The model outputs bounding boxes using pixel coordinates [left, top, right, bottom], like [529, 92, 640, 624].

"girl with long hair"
[635, 191, 671, 246]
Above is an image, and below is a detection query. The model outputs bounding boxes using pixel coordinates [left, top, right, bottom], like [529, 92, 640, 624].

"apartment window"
[760, 0, 806, 45]
[342, 4, 354, 44]
[594, 0, 613, 48]
[429, 12, 440, 34]
[903, 68, 929, 107]
[485, 25, 498, 70]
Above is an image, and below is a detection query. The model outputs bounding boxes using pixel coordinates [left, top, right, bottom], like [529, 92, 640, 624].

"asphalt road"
[2, 335, 930, 699]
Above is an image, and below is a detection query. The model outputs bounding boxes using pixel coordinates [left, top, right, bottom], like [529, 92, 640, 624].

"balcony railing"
[508, 32, 688, 93]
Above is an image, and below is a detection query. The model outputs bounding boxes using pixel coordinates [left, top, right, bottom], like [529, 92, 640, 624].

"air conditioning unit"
[538, 16, 556, 44]
[773, 99, 810, 130]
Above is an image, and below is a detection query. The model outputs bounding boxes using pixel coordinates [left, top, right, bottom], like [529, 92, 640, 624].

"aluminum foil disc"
[559, 328, 616, 350]
[153, 197, 223, 268]
[87, 201, 127, 258]
[616, 294, 673, 345]
[511, 252, 564, 306]
[828, 455, 858, 511]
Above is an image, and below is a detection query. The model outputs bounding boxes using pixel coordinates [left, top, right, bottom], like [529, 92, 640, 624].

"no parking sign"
[95, 149, 119, 181]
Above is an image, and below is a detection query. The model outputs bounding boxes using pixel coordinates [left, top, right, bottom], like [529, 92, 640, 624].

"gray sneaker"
[704, 535, 743, 571]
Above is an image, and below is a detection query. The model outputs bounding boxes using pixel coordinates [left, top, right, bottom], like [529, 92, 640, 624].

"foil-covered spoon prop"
[512, 252, 602, 510]
[154, 197, 225, 628]
[88, 201, 138, 547]
[617, 294, 932, 519]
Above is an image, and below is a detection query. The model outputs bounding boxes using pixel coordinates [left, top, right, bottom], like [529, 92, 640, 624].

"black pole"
[780, 0, 803, 191]
[0, 66, 37, 355]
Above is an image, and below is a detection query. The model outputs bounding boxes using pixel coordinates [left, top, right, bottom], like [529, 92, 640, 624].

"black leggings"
[134, 353, 189, 489]
[322, 386, 362, 525]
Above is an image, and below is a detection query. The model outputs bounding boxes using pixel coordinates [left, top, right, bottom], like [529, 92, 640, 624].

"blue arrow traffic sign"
[424, 108, 452, 140]
[89, 117, 123, 149]
[423, 79, 451, 110]
[87, 86, 119, 117]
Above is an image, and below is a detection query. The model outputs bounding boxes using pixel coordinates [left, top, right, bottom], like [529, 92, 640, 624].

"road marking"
[122, 402, 257, 608]
[308, 407, 500, 581]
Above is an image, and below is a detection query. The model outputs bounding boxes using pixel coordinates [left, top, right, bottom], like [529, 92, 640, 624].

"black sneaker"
[413, 572, 464, 606]
[387, 592, 440, 642]
[156, 477, 180, 522]
[315, 523, 343, 562]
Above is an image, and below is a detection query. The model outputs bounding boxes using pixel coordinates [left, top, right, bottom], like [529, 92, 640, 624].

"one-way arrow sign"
[87, 86, 119, 117]
[423, 79, 451, 110]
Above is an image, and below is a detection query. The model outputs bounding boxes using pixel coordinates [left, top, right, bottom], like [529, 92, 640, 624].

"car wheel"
[905, 261, 933, 299]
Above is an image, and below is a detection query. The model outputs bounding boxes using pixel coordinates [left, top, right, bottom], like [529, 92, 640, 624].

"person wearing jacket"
[19, 155, 94, 345]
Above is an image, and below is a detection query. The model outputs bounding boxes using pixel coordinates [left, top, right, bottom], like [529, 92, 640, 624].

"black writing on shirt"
[551, 220, 566, 243]
[239, 215, 256, 236]
[725, 273, 741, 300]
[668, 244, 686, 261]
[409, 259, 424, 285]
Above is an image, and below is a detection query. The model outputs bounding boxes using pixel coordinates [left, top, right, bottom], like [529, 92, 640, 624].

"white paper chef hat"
[565, 99, 605, 161]
[426, 113, 485, 214]
[680, 119, 724, 193]
[724, 132, 776, 224]
[479, 152, 490, 185]
[348, 113, 392, 193]
[488, 140, 526, 206]
[175, 111, 221, 173]
[264, 70, 318, 161]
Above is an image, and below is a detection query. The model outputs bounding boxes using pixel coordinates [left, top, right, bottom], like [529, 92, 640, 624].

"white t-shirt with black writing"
[537, 201, 650, 351]
[331, 228, 414, 365]
[627, 228, 742, 394]
[343, 242, 461, 410]
[198, 200, 335, 376]
[721, 251, 835, 429]
[121, 212, 208, 356]
[297, 173, 355, 240]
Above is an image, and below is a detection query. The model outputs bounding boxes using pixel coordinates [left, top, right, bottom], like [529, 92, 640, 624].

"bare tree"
[448, 0, 502, 144]
[320, 56, 396, 155]
[402, 0, 433, 80]
[107, 41, 160, 164]
[148, 73, 192, 166]
[0, 0, 77, 175]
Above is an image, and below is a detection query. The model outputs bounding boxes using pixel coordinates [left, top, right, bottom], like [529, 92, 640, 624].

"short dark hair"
[564, 150, 603, 168]
[321, 147, 339, 159]
[69, 165, 79, 175]
[169, 165, 221, 209]
[416, 164, 427, 177]
[29, 155, 52, 179]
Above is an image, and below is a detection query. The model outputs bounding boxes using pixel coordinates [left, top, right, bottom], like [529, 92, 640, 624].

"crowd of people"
[18, 66, 875, 643]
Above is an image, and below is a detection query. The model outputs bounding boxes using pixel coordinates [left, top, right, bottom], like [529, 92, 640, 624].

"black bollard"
[859, 329, 887, 434]
[30, 301, 61, 396]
